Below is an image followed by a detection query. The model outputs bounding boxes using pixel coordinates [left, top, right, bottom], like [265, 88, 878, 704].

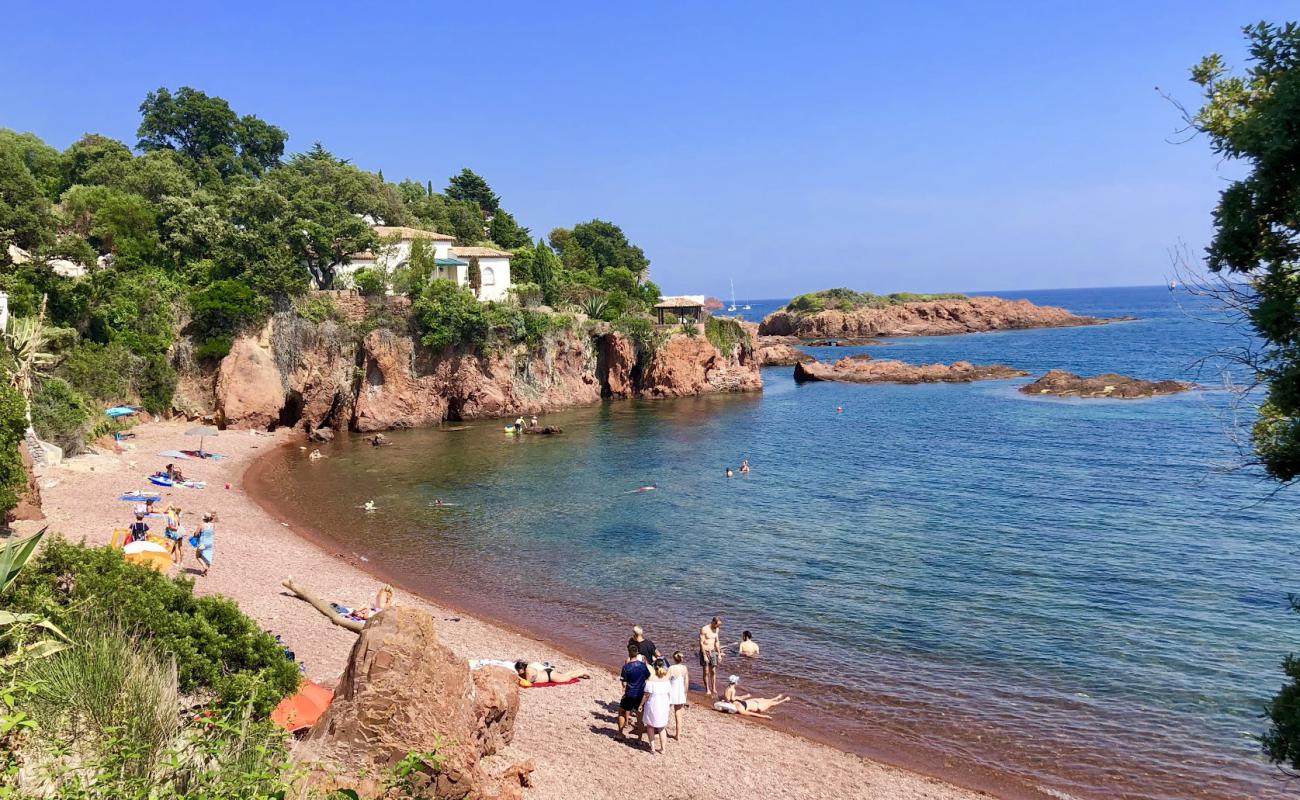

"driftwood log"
[282, 578, 364, 633]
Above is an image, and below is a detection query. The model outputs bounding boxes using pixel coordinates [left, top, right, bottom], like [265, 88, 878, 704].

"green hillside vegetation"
[0, 87, 665, 513]
[784, 288, 968, 314]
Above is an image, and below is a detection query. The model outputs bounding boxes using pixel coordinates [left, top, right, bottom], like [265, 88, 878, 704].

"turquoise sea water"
[257, 286, 1299, 800]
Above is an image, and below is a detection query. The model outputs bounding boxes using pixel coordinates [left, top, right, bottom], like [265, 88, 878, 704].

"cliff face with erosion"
[759, 296, 1105, 339]
[193, 306, 761, 432]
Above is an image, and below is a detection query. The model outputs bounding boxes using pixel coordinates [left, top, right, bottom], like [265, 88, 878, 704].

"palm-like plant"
[4, 295, 56, 430]
[577, 289, 609, 320]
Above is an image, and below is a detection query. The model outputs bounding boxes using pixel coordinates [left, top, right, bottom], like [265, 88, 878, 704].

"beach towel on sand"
[520, 678, 581, 688]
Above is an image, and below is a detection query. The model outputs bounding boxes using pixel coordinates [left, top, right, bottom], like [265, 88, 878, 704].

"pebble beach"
[14, 421, 998, 800]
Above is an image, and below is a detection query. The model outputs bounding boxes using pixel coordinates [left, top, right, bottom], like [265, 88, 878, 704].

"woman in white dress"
[640, 659, 672, 753]
[667, 650, 689, 739]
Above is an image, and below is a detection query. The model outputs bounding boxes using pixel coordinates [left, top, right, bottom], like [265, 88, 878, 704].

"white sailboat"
[728, 279, 738, 312]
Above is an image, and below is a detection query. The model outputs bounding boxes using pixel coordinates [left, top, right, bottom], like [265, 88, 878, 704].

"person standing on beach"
[163, 505, 184, 564]
[195, 512, 216, 577]
[628, 625, 658, 663]
[699, 616, 723, 696]
[128, 513, 149, 542]
[640, 658, 673, 754]
[618, 644, 651, 737]
[667, 650, 689, 739]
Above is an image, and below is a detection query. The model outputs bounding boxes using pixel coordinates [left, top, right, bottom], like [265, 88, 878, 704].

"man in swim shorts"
[699, 616, 723, 696]
[618, 643, 651, 736]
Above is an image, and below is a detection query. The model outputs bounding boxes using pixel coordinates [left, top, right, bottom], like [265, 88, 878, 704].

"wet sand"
[17, 421, 1008, 800]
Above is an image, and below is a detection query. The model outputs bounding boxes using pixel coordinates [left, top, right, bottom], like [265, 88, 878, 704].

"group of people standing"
[616, 616, 782, 754]
[128, 499, 217, 576]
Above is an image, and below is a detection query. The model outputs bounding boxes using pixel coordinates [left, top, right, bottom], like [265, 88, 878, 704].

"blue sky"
[1, 1, 1293, 297]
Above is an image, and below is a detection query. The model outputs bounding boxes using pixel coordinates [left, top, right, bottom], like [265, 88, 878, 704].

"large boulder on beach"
[302, 606, 531, 799]
[215, 335, 285, 430]
[1020, 370, 1192, 399]
[793, 355, 1028, 384]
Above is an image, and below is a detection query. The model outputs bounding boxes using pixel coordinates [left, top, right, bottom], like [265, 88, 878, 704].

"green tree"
[445, 168, 499, 213]
[57, 134, 134, 195]
[1193, 21, 1300, 775]
[137, 86, 287, 179]
[1188, 23, 1300, 481]
[0, 138, 55, 251]
[554, 219, 650, 277]
[0, 129, 62, 200]
[489, 208, 531, 248]
[445, 199, 487, 243]
[532, 240, 562, 306]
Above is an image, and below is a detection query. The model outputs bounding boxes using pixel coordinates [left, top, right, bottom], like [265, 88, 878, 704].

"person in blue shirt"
[617, 643, 652, 737]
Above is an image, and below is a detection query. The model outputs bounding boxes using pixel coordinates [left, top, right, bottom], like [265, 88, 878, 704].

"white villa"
[340, 226, 514, 302]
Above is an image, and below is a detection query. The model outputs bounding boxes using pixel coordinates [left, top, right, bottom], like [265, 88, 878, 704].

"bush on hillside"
[705, 315, 748, 354]
[0, 382, 29, 516]
[31, 377, 93, 454]
[59, 340, 135, 403]
[139, 352, 176, 415]
[353, 267, 387, 296]
[5, 537, 300, 716]
[293, 293, 347, 325]
[413, 279, 489, 351]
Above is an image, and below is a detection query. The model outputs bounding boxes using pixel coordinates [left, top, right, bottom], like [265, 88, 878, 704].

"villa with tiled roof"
[339, 225, 513, 301]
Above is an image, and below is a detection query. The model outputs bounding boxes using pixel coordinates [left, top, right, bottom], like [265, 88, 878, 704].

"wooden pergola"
[654, 297, 706, 325]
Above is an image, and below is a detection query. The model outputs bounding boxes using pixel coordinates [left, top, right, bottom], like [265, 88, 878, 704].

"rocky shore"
[759, 295, 1107, 339]
[179, 300, 762, 432]
[1020, 370, 1193, 399]
[794, 355, 1029, 384]
[13, 422, 994, 800]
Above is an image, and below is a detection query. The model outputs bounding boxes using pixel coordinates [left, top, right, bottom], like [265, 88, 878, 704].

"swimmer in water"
[363, 500, 377, 512]
[725, 467, 734, 478]
[836, 405, 843, 413]
[309, 449, 323, 460]
[740, 460, 750, 474]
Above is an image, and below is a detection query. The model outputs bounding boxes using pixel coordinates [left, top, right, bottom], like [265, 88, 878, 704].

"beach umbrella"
[271, 680, 334, 733]
[185, 425, 219, 456]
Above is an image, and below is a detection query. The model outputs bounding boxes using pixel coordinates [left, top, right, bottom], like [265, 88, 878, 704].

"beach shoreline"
[18, 420, 1048, 800]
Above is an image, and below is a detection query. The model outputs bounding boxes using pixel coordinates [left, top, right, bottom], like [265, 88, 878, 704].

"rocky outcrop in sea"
[759, 295, 1107, 339]
[1019, 370, 1192, 399]
[793, 354, 1028, 384]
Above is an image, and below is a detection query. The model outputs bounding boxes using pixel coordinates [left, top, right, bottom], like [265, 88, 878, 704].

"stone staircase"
[23, 429, 61, 467]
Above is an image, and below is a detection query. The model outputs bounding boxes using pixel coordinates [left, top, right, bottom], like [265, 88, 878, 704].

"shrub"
[194, 335, 233, 362]
[5, 537, 300, 716]
[486, 306, 575, 348]
[612, 313, 665, 367]
[15, 621, 301, 799]
[60, 341, 135, 403]
[139, 352, 176, 415]
[413, 279, 488, 352]
[188, 279, 269, 342]
[0, 382, 29, 516]
[353, 267, 386, 296]
[293, 293, 346, 325]
[705, 315, 748, 354]
[31, 377, 93, 454]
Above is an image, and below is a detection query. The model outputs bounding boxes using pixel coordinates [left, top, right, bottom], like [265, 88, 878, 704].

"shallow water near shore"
[255, 286, 1300, 800]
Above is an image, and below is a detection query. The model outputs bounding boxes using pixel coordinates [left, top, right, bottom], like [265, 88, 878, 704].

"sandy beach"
[14, 421, 996, 800]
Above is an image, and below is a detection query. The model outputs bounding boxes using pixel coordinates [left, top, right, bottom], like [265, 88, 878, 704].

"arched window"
[482, 266, 496, 285]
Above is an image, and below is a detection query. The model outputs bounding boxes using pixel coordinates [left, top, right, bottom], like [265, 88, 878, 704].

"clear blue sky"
[1, 1, 1293, 297]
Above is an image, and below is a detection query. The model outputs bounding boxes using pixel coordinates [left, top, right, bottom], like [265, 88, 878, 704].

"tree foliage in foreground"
[1190, 22, 1300, 483]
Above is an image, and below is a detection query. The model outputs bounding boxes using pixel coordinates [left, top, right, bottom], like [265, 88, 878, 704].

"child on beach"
[668, 651, 690, 739]
[128, 513, 149, 542]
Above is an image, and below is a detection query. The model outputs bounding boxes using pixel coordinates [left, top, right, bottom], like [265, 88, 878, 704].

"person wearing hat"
[713, 674, 791, 718]
[163, 504, 184, 564]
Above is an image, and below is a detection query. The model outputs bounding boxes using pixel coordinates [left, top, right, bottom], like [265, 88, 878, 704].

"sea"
[252, 286, 1300, 800]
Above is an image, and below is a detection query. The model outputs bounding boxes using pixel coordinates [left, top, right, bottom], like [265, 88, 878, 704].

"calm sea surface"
[256, 286, 1300, 800]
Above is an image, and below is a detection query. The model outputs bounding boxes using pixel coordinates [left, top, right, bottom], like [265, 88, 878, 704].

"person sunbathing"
[714, 676, 790, 718]
[513, 660, 590, 685]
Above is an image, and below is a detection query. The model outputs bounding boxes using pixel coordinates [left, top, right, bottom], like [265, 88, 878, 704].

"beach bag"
[188, 534, 200, 548]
